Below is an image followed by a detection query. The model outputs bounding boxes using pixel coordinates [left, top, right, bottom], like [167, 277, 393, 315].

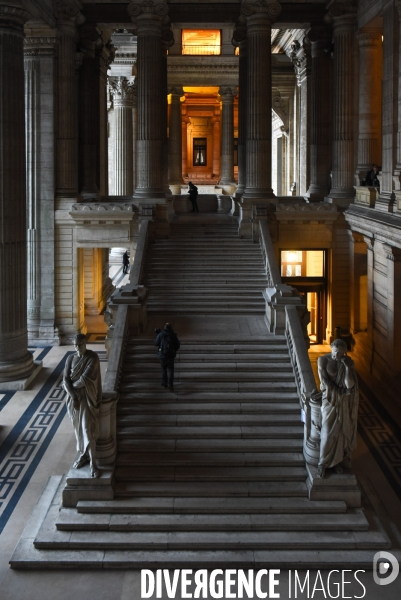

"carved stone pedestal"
[62, 464, 114, 507]
[306, 462, 361, 508]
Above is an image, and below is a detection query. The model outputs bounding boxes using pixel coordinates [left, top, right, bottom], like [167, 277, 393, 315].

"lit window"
[280, 250, 325, 277]
[193, 138, 207, 166]
[182, 30, 221, 56]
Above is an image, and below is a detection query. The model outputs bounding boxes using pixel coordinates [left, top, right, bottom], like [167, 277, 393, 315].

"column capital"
[56, 1, 85, 34]
[168, 86, 183, 97]
[288, 37, 311, 84]
[109, 76, 136, 106]
[232, 18, 247, 47]
[219, 86, 237, 101]
[0, 1, 30, 32]
[356, 29, 382, 48]
[128, 0, 168, 19]
[325, 1, 357, 32]
[241, 0, 282, 23]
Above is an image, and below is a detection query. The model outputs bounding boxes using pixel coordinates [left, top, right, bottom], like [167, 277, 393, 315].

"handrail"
[129, 219, 149, 287]
[103, 304, 129, 396]
[259, 220, 282, 287]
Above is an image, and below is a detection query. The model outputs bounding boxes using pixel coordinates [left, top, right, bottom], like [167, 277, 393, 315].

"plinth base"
[306, 462, 361, 508]
[0, 360, 42, 391]
[62, 462, 114, 508]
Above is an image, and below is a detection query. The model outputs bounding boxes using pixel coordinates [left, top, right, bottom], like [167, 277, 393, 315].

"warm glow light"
[287, 251, 299, 263]
[183, 86, 220, 95]
[182, 30, 221, 55]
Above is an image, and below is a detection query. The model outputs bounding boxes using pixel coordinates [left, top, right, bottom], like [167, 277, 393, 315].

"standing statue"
[63, 334, 102, 478]
[316, 339, 359, 478]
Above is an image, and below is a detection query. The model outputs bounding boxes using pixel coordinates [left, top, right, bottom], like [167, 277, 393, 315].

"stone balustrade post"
[0, 1, 35, 384]
[128, 0, 169, 201]
[355, 29, 382, 186]
[305, 28, 333, 201]
[219, 86, 236, 192]
[241, 0, 281, 201]
[109, 77, 135, 196]
[325, 1, 357, 206]
[168, 87, 183, 194]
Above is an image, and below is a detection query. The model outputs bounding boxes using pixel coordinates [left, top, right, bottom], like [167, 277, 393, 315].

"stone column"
[129, 0, 168, 201]
[56, 2, 83, 198]
[381, 244, 401, 375]
[212, 116, 221, 180]
[79, 38, 101, 198]
[232, 26, 247, 199]
[393, 2, 401, 199]
[168, 87, 183, 194]
[363, 236, 374, 351]
[182, 114, 189, 180]
[219, 86, 236, 192]
[0, 2, 34, 383]
[24, 32, 59, 345]
[241, 0, 281, 201]
[325, 1, 357, 206]
[132, 84, 138, 194]
[305, 28, 333, 201]
[109, 77, 135, 196]
[99, 38, 114, 197]
[162, 27, 174, 198]
[355, 29, 382, 185]
[289, 37, 312, 197]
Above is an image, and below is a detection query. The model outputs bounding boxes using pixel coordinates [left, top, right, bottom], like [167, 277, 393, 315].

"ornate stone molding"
[276, 203, 337, 213]
[272, 89, 289, 133]
[219, 86, 237, 100]
[24, 36, 58, 56]
[288, 37, 311, 84]
[71, 203, 133, 213]
[0, 2, 30, 32]
[382, 243, 401, 262]
[357, 31, 382, 48]
[325, 0, 357, 33]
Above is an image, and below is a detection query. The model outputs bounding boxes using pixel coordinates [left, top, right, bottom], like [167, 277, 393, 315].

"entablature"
[275, 202, 338, 223]
[345, 205, 401, 250]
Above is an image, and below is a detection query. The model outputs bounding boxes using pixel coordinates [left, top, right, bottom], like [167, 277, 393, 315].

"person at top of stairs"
[154, 323, 181, 392]
[188, 181, 199, 212]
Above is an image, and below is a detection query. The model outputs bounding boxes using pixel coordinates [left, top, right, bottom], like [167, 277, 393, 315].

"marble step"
[116, 425, 304, 440]
[118, 382, 298, 393]
[121, 374, 296, 385]
[117, 392, 299, 403]
[117, 438, 304, 452]
[77, 496, 348, 515]
[117, 414, 301, 427]
[126, 341, 288, 349]
[34, 528, 389, 551]
[147, 307, 265, 315]
[115, 451, 306, 467]
[114, 480, 308, 498]
[114, 465, 307, 482]
[122, 362, 293, 372]
[126, 353, 290, 362]
[117, 402, 300, 414]
[56, 509, 368, 532]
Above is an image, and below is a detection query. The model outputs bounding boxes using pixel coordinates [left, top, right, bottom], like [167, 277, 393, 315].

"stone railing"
[104, 220, 150, 352]
[285, 305, 321, 466]
[259, 220, 282, 287]
[354, 186, 378, 209]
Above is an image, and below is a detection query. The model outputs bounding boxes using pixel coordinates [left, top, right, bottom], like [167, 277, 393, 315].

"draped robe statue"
[63, 334, 102, 478]
[316, 339, 359, 478]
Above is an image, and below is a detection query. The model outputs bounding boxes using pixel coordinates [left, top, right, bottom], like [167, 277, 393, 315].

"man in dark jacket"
[188, 181, 199, 213]
[154, 323, 180, 392]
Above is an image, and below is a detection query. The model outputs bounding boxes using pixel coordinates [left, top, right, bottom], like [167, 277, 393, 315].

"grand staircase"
[11, 218, 391, 568]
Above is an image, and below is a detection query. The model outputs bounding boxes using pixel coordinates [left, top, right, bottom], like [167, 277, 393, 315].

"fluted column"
[109, 77, 135, 196]
[393, 1, 401, 195]
[212, 116, 221, 180]
[162, 27, 174, 197]
[56, 2, 83, 198]
[168, 87, 183, 194]
[219, 87, 236, 189]
[79, 42, 100, 198]
[326, 1, 357, 205]
[355, 29, 382, 184]
[99, 39, 114, 197]
[132, 85, 138, 193]
[129, 0, 168, 200]
[232, 25, 247, 198]
[305, 28, 333, 201]
[0, 1, 34, 383]
[241, 0, 281, 201]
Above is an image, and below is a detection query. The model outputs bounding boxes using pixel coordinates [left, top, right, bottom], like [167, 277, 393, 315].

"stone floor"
[0, 331, 401, 598]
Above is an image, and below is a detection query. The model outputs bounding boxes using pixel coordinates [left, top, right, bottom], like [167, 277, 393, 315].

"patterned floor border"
[0, 349, 107, 534]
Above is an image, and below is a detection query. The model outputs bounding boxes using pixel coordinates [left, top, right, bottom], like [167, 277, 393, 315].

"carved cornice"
[24, 36, 58, 56]
[241, 0, 282, 22]
[276, 203, 338, 223]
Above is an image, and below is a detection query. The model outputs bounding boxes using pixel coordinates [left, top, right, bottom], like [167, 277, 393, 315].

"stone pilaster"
[289, 37, 312, 197]
[305, 28, 333, 201]
[393, 2, 401, 195]
[162, 25, 174, 198]
[232, 23, 247, 199]
[363, 235, 374, 351]
[24, 32, 60, 345]
[325, 1, 357, 206]
[128, 0, 169, 201]
[109, 77, 135, 196]
[0, 1, 34, 382]
[98, 36, 114, 197]
[56, 2, 84, 198]
[355, 29, 382, 185]
[182, 114, 189, 179]
[212, 116, 221, 180]
[168, 87, 183, 194]
[219, 86, 236, 191]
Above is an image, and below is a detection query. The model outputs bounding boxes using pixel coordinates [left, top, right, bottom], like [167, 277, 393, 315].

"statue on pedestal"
[316, 339, 359, 478]
[63, 334, 102, 478]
